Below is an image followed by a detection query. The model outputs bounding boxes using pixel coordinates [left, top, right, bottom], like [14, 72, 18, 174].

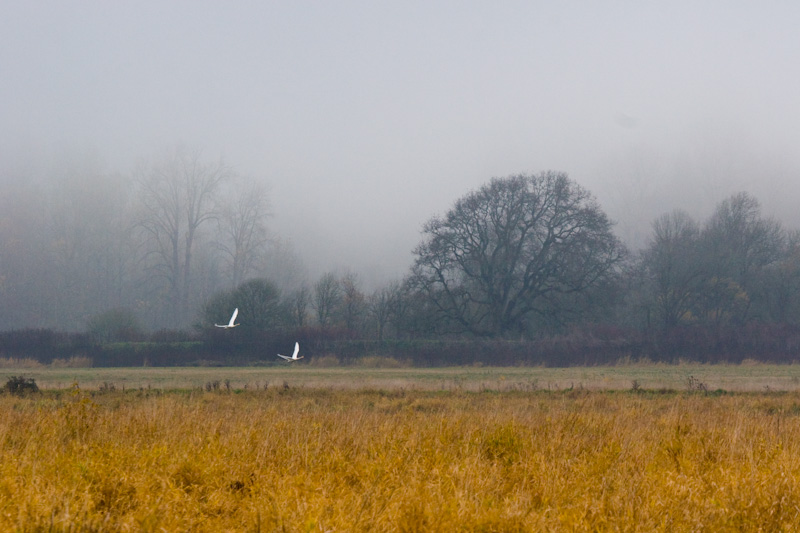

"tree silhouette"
[410, 172, 625, 336]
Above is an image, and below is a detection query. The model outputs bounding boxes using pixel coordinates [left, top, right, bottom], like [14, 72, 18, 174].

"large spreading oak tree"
[410, 172, 625, 336]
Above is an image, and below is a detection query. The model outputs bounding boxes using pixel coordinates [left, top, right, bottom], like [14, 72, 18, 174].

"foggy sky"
[3, 2, 800, 288]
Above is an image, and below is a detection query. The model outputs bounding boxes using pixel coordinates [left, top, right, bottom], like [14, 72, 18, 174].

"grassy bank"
[3, 362, 800, 392]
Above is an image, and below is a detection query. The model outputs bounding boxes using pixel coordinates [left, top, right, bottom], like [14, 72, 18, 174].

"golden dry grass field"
[3, 379, 800, 531]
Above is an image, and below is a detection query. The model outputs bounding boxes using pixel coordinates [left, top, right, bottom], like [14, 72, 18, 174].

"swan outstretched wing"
[277, 342, 302, 362]
[215, 307, 240, 328]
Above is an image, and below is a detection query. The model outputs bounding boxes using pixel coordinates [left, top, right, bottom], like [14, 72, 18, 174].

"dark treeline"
[4, 322, 800, 367]
[3, 161, 800, 366]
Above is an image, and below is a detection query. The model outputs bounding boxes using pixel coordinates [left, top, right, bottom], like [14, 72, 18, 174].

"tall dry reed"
[1, 387, 800, 530]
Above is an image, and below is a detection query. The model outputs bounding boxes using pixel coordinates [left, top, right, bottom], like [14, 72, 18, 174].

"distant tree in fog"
[702, 192, 784, 290]
[0, 148, 294, 333]
[340, 272, 367, 333]
[759, 230, 800, 323]
[135, 147, 231, 327]
[640, 210, 705, 329]
[201, 290, 237, 330]
[313, 272, 341, 328]
[0, 177, 52, 328]
[48, 170, 135, 328]
[216, 180, 271, 288]
[232, 278, 285, 330]
[87, 307, 143, 343]
[201, 278, 286, 331]
[697, 192, 786, 325]
[393, 280, 440, 337]
[637, 193, 791, 330]
[367, 281, 401, 341]
[409, 172, 625, 337]
[287, 284, 311, 328]
[259, 237, 308, 293]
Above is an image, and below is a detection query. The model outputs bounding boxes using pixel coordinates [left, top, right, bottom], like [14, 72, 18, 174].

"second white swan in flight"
[215, 308, 240, 328]
[277, 342, 303, 362]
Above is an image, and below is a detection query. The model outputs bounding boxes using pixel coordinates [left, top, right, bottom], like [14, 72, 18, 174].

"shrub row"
[3, 324, 800, 367]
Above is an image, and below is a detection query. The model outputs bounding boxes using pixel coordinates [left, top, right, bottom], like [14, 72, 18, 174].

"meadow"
[3, 370, 800, 530]
[4, 361, 800, 392]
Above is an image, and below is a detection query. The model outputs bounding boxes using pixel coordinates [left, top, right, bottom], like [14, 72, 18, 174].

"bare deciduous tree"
[216, 180, 271, 288]
[368, 281, 401, 341]
[698, 192, 786, 325]
[135, 146, 231, 327]
[313, 272, 341, 328]
[410, 172, 625, 337]
[232, 278, 285, 330]
[641, 210, 705, 329]
[288, 284, 311, 328]
[703, 192, 784, 289]
[340, 272, 365, 333]
[760, 231, 800, 323]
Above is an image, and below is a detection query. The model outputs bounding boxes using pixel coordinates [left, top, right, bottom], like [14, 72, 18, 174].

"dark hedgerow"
[4, 375, 39, 396]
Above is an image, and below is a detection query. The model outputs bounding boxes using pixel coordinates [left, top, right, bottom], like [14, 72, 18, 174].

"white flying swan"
[215, 308, 240, 328]
[277, 342, 303, 362]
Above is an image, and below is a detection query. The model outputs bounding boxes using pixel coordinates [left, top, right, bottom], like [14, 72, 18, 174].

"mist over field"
[2, 2, 800, 335]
